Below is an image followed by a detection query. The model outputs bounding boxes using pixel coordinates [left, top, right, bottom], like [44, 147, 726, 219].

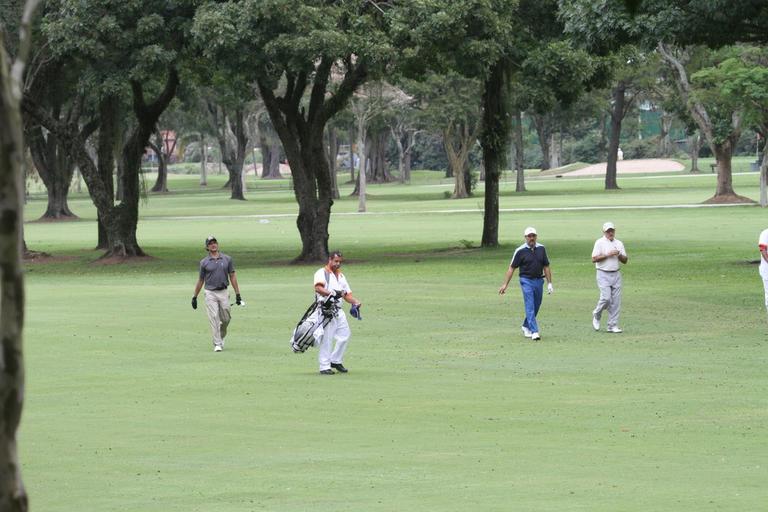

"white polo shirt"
[759, 229, 768, 278]
[592, 236, 627, 271]
[314, 267, 351, 302]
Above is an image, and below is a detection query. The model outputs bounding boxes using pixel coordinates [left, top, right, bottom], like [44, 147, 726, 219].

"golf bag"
[290, 296, 340, 353]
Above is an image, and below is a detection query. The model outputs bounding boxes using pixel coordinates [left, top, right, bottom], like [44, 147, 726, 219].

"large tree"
[23, 0, 191, 258]
[407, 72, 482, 199]
[194, 0, 393, 262]
[658, 43, 753, 202]
[391, 0, 518, 247]
[23, 57, 93, 219]
[600, 48, 657, 190]
[0, 0, 40, 508]
[686, 46, 768, 204]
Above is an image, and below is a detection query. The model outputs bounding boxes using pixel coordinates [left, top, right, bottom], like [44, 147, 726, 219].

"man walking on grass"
[591, 222, 627, 333]
[192, 236, 243, 352]
[758, 228, 768, 312]
[313, 250, 362, 374]
[499, 227, 554, 341]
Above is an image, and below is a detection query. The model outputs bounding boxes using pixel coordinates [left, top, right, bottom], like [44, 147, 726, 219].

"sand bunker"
[567, 159, 685, 176]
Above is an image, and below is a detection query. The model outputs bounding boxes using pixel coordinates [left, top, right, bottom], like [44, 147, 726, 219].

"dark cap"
[205, 235, 217, 248]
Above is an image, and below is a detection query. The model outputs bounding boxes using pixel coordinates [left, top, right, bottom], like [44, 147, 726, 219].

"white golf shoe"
[607, 327, 623, 333]
[521, 326, 533, 338]
[531, 332, 541, 341]
[214, 345, 223, 352]
[592, 315, 600, 331]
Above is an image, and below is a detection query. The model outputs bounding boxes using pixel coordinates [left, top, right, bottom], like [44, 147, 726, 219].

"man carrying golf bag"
[291, 250, 362, 375]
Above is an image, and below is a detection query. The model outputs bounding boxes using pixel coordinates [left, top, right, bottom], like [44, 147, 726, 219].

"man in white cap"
[499, 227, 553, 341]
[758, 228, 768, 311]
[591, 222, 628, 333]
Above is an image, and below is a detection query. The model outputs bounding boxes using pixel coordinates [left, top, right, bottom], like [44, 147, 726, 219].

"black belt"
[597, 269, 618, 273]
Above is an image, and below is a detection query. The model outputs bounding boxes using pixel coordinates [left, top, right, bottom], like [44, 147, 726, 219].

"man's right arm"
[499, 266, 516, 295]
[315, 283, 333, 297]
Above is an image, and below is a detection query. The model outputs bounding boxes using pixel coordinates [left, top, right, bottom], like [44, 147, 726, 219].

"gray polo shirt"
[199, 253, 234, 290]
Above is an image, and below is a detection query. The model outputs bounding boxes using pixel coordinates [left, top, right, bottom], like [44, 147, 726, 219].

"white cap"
[523, 226, 537, 236]
[602, 222, 615, 232]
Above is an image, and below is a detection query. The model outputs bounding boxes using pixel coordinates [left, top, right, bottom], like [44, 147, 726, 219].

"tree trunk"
[356, 123, 368, 211]
[514, 110, 526, 193]
[403, 144, 412, 183]
[391, 127, 413, 184]
[327, 125, 340, 199]
[712, 142, 736, 197]
[368, 130, 392, 183]
[96, 95, 119, 251]
[480, 63, 510, 248]
[27, 124, 77, 219]
[0, 10, 34, 507]
[445, 123, 475, 199]
[689, 133, 701, 173]
[259, 116, 282, 179]
[550, 131, 561, 168]
[348, 126, 356, 183]
[208, 103, 247, 199]
[760, 142, 768, 207]
[392, 128, 404, 182]
[199, 133, 207, 186]
[463, 159, 473, 197]
[149, 131, 168, 193]
[659, 112, 673, 157]
[605, 81, 625, 190]
[532, 113, 552, 171]
[259, 128, 271, 179]
[268, 144, 281, 178]
[598, 111, 608, 161]
[149, 133, 168, 193]
[446, 136, 468, 199]
[226, 110, 247, 200]
[241, 161, 248, 193]
[113, 122, 125, 202]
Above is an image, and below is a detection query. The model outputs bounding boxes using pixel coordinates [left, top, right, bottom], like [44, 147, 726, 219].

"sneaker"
[330, 363, 348, 373]
[214, 345, 223, 352]
[592, 315, 600, 331]
[319, 369, 335, 375]
[531, 332, 541, 341]
[607, 327, 623, 333]
[521, 326, 533, 338]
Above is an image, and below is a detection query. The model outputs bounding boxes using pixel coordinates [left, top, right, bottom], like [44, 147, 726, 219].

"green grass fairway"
[20, 171, 767, 511]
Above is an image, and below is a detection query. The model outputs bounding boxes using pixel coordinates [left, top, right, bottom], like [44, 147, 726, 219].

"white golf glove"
[547, 283, 554, 294]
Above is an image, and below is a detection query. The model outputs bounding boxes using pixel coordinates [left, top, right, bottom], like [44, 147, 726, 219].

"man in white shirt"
[758, 229, 768, 311]
[591, 222, 628, 333]
[313, 250, 362, 375]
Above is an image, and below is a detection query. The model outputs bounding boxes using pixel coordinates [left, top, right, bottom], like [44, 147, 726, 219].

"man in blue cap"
[192, 236, 242, 352]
